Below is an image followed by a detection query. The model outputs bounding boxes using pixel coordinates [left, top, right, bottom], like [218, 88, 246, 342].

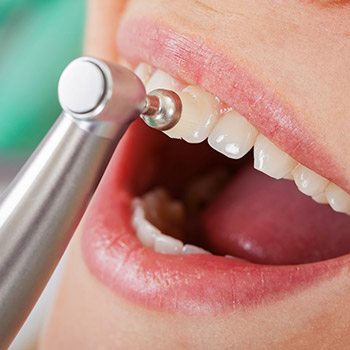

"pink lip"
[117, 18, 348, 192]
[81, 19, 348, 314]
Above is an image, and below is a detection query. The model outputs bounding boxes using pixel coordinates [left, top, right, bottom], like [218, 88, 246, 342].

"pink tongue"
[202, 164, 350, 265]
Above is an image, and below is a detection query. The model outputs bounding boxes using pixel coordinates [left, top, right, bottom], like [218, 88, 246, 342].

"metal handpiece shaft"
[0, 115, 119, 347]
[0, 57, 146, 348]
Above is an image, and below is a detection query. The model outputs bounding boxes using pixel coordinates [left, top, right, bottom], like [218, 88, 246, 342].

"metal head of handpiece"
[0, 56, 182, 348]
[58, 56, 182, 133]
[141, 89, 182, 130]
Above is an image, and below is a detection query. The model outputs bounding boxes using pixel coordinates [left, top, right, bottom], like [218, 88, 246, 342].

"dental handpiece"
[0, 57, 182, 347]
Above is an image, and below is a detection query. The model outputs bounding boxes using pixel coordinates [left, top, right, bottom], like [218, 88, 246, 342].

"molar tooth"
[208, 111, 258, 159]
[154, 234, 184, 254]
[293, 165, 329, 196]
[146, 69, 182, 93]
[134, 63, 153, 85]
[141, 188, 185, 241]
[254, 135, 297, 179]
[182, 244, 211, 255]
[325, 183, 350, 214]
[165, 86, 220, 143]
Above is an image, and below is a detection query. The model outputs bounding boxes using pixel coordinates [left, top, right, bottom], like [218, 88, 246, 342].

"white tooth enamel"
[154, 234, 184, 254]
[136, 66, 348, 217]
[146, 69, 182, 93]
[132, 195, 187, 254]
[283, 172, 294, 180]
[134, 63, 153, 85]
[208, 111, 258, 159]
[133, 198, 184, 252]
[132, 199, 161, 247]
[254, 134, 297, 179]
[312, 193, 328, 204]
[325, 183, 350, 214]
[137, 222, 162, 248]
[182, 244, 211, 254]
[292, 165, 329, 196]
[165, 86, 220, 143]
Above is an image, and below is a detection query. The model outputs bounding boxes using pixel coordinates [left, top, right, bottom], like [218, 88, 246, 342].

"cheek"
[40, 230, 350, 349]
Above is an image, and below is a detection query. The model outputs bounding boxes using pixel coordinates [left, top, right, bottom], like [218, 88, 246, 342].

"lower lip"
[81, 121, 346, 314]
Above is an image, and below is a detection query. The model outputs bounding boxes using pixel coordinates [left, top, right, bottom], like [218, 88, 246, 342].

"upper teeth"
[254, 134, 297, 180]
[165, 86, 220, 143]
[208, 110, 258, 159]
[134, 62, 350, 216]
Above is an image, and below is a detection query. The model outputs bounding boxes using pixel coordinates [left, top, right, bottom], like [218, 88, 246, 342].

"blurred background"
[0, 0, 85, 188]
[0, 0, 86, 348]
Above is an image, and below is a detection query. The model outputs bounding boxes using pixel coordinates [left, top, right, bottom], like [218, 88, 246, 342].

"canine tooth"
[312, 193, 328, 204]
[134, 63, 153, 85]
[165, 86, 220, 143]
[293, 165, 329, 196]
[325, 183, 350, 214]
[208, 111, 258, 159]
[182, 244, 211, 254]
[254, 135, 297, 179]
[146, 69, 182, 93]
[154, 234, 184, 254]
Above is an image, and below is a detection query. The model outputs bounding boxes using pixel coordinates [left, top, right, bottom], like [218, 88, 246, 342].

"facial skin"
[41, 1, 350, 348]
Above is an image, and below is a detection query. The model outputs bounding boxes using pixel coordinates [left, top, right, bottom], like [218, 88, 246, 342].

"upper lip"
[81, 18, 350, 314]
[117, 17, 349, 193]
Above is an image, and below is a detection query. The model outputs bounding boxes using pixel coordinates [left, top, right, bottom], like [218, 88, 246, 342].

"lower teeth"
[132, 188, 211, 255]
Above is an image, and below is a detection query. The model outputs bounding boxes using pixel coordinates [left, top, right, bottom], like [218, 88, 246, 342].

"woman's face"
[41, 1, 350, 348]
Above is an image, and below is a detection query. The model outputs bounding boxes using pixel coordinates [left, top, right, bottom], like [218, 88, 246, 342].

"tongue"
[202, 164, 350, 265]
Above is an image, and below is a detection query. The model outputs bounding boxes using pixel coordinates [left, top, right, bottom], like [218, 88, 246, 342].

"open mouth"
[131, 62, 350, 266]
[81, 19, 350, 314]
